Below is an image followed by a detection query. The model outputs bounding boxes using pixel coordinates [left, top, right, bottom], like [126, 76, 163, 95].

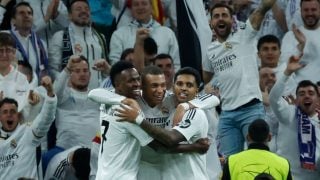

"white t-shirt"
[0, 65, 30, 112]
[269, 74, 320, 179]
[162, 108, 209, 180]
[95, 104, 154, 180]
[202, 20, 262, 110]
[0, 95, 57, 179]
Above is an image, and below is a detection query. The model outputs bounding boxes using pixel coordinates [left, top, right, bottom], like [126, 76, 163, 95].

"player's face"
[69, 1, 91, 26]
[210, 7, 233, 40]
[131, 0, 152, 23]
[117, 68, 142, 99]
[258, 42, 280, 68]
[70, 60, 90, 91]
[296, 86, 319, 116]
[154, 58, 174, 88]
[173, 74, 198, 103]
[259, 67, 276, 92]
[142, 74, 166, 107]
[0, 103, 19, 132]
[301, 0, 320, 29]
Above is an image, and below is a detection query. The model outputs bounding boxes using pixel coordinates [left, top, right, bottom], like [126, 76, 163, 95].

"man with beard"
[42, 55, 100, 172]
[48, 0, 109, 89]
[279, 0, 320, 89]
[269, 55, 320, 179]
[202, 0, 276, 156]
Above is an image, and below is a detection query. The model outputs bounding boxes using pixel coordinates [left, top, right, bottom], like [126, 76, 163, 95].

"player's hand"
[116, 98, 141, 123]
[172, 104, 187, 127]
[41, 76, 55, 97]
[28, 90, 41, 105]
[193, 138, 211, 154]
[261, 86, 270, 106]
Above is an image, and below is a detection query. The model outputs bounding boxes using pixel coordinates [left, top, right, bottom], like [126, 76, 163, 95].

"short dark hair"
[0, 32, 16, 48]
[12, 2, 33, 18]
[296, 80, 320, 96]
[174, 67, 201, 88]
[109, 61, 135, 87]
[254, 173, 275, 180]
[210, 3, 233, 18]
[257, 35, 281, 51]
[72, 147, 91, 180]
[144, 37, 158, 55]
[0, 98, 18, 110]
[120, 48, 134, 61]
[141, 65, 164, 86]
[154, 53, 173, 63]
[300, 0, 320, 7]
[68, 0, 89, 13]
[248, 119, 270, 143]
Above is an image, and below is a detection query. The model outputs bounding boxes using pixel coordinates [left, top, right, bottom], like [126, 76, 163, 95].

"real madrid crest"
[10, 139, 17, 148]
[224, 42, 232, 50]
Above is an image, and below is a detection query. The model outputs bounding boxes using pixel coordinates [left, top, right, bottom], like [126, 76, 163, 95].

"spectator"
[0, 32, 30, 112]
[269, 55, 320, 179]
[109, 0, 180, 69]
[42, 55, 100, 172]
[0, 76, 57, 179]
[48, 0, 109, 89]
[23, 0, 69, 46]
[10, 2, 49, 81]
[202, 0, 276, 156]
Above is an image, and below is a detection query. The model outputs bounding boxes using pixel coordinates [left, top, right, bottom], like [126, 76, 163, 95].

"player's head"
[141, 66, 166, 107]
[72, 147, 91, 180]
[173, 67, 201, 103]
[110, 61, 141, 99]
[0, 98, 20, 132]
[247, 119, 271, 143]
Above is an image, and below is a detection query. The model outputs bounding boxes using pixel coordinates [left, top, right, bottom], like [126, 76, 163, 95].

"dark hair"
[210, 3, 233, 18]
[72, 148, 91, 180]
[68, 0, 89, 13]
[0, 32, 16, 48]
[12, 2, 33, 18]
[248, 119, 270, 143]
[0, 98, 18, 110]
[120, 48, 134, 61]
[144, 37, 158, 55]
[109, 61, 135, 87]
[300, 0, 320, 7]
[257, 35, 281, 51]
[254, 173, 275, 180]
[18, 60, 33, 72]
[154, 53, 173, 63]
[141, 65, 164, 86]
[174, 67, 201, 88]
[296, 80, 320, 96]
[317, 81, 320, 87]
